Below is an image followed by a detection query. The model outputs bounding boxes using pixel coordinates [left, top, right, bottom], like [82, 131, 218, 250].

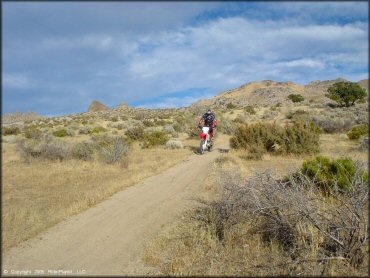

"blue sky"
[3, 1, 369, 116]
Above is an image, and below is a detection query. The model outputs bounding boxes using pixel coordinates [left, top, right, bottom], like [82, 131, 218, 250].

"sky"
[3, 1, 369, 116]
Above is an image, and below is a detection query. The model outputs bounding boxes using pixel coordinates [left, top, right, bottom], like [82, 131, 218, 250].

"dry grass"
[142, 132, 368, 276]
[2, 140, 195, 250]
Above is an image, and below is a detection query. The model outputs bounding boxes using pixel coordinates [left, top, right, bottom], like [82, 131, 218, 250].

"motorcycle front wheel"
[199, 139, 205, 154]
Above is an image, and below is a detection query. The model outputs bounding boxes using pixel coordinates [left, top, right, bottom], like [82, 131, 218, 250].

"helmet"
[206, 109, 212, 114]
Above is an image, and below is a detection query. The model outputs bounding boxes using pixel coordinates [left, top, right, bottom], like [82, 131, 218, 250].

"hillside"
[191, 78, 368, 109]
[2, 76, 368, 276]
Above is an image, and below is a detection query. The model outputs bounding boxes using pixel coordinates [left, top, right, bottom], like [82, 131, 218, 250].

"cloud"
[3, 2, 368, 115]
[3, 73, 34, 89]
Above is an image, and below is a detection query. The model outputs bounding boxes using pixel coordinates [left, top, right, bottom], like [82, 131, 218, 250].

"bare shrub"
[39, 140, 72, 160]
[193, 162, 368, 274]
[71, 141, 95, 161]
[17, 139, 72, 161]
[99, 136, 131, 164]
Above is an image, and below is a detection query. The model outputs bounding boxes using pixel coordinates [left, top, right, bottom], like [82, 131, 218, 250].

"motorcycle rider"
[198, 109, 218, 144]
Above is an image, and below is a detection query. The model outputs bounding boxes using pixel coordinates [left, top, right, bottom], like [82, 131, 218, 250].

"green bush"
[298, 156, 368, 191]
[244, 106, 256, 115]
[125, 126, 145, 141]
[186, 125, 199, 138]
[24, 127, 43, 139]
[288, 94, 304, 103]
[143, 119, 155, 127]
[347, 124, 368, 140]
[326, 81, 367, 107]
[2, 126, 21, 136]
[110, 116, 118, 122]
[53, 129, 69, 137]
[92, 126, 107, 134]
[230, 122, 320, 155]
[142, 131, 169, 148]
[226, 103, 237, 109]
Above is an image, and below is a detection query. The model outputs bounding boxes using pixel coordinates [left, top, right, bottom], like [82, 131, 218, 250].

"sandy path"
[2, 141, 229, 276]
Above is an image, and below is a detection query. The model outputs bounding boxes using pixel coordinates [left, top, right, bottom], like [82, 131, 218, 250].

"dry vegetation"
[143, 145, 368, 276]
[2, 78, 368, 276]
[2, 106, 206, 250]
[142, 82, 368, 276]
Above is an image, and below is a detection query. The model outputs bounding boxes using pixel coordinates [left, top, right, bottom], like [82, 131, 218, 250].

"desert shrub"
[262, 110, 278, 120]
[226, 103, 237, 109]
[92, 126, 107, 134]
[311, 115, 354, 133]
[326, 81, 367, 107]
[52, 129, 69, 137]
[288, 94, 304, 103]
[297, 156, 368, 192]
[110, 116, 118, 122]
[184, 166, 368, 275]
[125, 126, 145, 141]
[24, 126, 43, 139]
[239, 145, 264, 160]
[172, 122, 185, 133]
[154, 119, 168, 126]
[217, 117, 235, 135]
[347, 124, 368, 140]
[165, 140, 183, 149]
[232, 114, 246, 124]
[79, 126, 93, 134]
[17, 139, 72, 161]
[39, 140, 72, 160]
[143, 119, 155, 127]
[2, 126, 21, 136]
[99, 136, 131, 164]
[244, 105, 256, 115]
[359, 138, 369, 150]
[142, 131, 169, 148]
[187, 125, 200, 138]
[230, 122, 319, 155]
[163, 125, 175, 134]
[286, 109, 309, 121]
[71, 141, 95, 161]
[114, 123, 124, 130]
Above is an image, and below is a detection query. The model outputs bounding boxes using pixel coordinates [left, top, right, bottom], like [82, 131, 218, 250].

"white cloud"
[4, 2, 368, 115]
[3, 73, 33, 89]
[42, 34, 115, 51]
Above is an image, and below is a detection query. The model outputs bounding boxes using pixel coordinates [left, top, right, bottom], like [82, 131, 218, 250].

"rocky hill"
[191, 78, 368, 109]
[358, 79, 369, 91]
[88, 100, 109, 112]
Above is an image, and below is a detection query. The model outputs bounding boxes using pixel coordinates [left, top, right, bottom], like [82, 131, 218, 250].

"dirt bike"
[199, 126, 213, 154]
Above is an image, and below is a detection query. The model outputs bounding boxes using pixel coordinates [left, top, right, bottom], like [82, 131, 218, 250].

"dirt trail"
[3, 139, 229, 276]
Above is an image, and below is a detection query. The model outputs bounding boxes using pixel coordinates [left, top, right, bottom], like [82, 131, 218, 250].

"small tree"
[326, 81, 367, 107]
[288, 94, 304, 103]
